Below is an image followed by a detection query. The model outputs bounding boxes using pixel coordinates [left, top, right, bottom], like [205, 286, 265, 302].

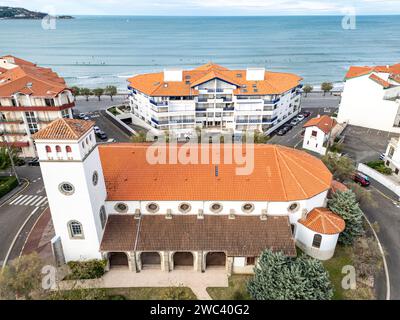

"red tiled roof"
[331, 180, 348, 194]
[32, 118, 94, 140]
[345, 63, 400, 80]
[128, 63, 302, 97]
[303, 115, 337, 134]
[98, 144, 332, 201]
[299, 208, 345, 235]
[369, 74, 392, 88]
[100, 214, 296, 257]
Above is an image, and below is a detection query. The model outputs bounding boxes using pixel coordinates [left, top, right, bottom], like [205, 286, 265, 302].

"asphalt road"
[0, 166, 47, 267]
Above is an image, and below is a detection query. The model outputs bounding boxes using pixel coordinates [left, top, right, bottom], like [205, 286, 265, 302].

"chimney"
[164, 69, 183, 82]
[246, 68, 265, 81]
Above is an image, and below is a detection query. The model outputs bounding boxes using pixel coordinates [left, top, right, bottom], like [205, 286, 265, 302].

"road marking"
[30, 196, 44, 206]
[1, 207, 40, 270]
[13, 195, 29, 205]
[19, 195, 34, 206]
[24, 195, 39, 206]
[8, 194, 23, 205]
[35, 197, 48, 207]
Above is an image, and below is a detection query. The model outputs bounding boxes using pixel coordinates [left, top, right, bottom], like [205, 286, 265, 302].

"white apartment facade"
[0, 55, 74, 157]
[128, 63, 302, 138]
[337, 63, 400, 133]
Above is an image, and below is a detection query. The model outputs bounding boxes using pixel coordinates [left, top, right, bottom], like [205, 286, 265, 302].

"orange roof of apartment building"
[128, 63, 302, 97]
[303, 115, 337, 134]
[33, 118, 94, 140]
[299, 207, 345, 235]
[0, 56, 68, 97]
[369, 74, 392, 88]
[98, 144, 332, 201]
[345, 63, 400, 80]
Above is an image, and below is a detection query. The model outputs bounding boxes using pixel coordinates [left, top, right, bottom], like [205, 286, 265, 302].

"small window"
[242, 203, 255, 213]
[82, 142, 85, 148]
[246, 257, 256, 265]
[59, 182, 75, 195]
[312, 234, 322, 248]
[68, 221, 84, 239]
[100, 206, 107, 229]
[311, 130, 318, 137]
[396, 168, 399, 175]
[115, 202, 128, 213]
[147, 202, 159, 213]
[92, 171, 99, 186]
[66, 145, 72, 153]
[386, 160, 390, 166]
[55, 145, 61, 153]
[179, 202, 191, 213]
[210, 203, 223, 213]
[288, 202, 300, 213]
[45, 145, 52, 153]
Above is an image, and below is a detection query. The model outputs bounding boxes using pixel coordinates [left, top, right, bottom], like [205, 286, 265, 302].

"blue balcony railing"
[150, 99, 168, 107]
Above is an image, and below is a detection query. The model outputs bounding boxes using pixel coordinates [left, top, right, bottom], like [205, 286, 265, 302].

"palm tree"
[80, 88, 92, 101]
[104, 85, 117, 101]
[321, 82, 334, 96]
[92, 88, 104, 101]
[302, 84, 313, 97]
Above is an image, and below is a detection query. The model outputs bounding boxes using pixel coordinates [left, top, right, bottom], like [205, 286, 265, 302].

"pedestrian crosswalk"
[8, 194, 48, 207]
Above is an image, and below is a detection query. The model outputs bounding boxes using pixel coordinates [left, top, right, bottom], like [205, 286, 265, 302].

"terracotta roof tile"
[345, 63, 400, 80]
[369, 74, 392, 88]
[303, 115, 337, 134]
[331, 180, 348, 194]
[100, 214, 296, 257]
[98, 144, 332, 201]
[128, 63, 302, 97]
[299, 208, 345, 235]
[32, 118, 94, 140]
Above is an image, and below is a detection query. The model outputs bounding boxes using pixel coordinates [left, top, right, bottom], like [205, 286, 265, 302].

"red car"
[353, 172, 370, 187]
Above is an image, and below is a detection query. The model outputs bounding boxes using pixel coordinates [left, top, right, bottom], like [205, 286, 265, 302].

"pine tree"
[328, 190, 364, 245]
[247, 250, 333, 300]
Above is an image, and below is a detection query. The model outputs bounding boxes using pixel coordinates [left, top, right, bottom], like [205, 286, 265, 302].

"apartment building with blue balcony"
[128, 63, 302, 138]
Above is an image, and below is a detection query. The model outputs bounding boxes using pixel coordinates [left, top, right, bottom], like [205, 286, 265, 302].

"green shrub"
[366, 160, 393, 175]
[0, 176, 18, 198]
[66, 259, 107, 280]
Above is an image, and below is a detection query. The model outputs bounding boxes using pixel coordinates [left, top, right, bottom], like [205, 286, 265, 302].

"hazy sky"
[1, 0, 400, 16]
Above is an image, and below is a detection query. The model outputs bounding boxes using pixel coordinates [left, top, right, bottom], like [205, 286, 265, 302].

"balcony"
[37, 118, 54, 123]
[149, 100, 168, 107]
[169, 119, 195, 124]
[0, 119, 24, 124]
[0, 102, 75, 112]
[0, 130, 27, 136]
[264, 98, 280, 105]
[223, 107, 235, 111]
[262, 116, 278, 124]
[197, 98, 208, 103]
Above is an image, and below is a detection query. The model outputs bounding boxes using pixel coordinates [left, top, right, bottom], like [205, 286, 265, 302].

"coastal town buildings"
[302, 115, 338, 155]
[383, 137, 400, 176]
[337, 63, 400, 133]
[33, 118, 345, 273]
[127, 63, 303, 138]
[0, 55, 74, 157]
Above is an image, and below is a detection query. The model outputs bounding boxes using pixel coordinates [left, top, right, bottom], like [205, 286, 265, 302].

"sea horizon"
[1, 15, 399, 90]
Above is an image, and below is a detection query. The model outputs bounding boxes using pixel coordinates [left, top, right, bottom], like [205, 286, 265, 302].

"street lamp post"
[0, 132, 21, 185]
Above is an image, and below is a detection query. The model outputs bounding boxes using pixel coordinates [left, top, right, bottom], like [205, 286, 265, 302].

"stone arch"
[206, 252, 226, 269]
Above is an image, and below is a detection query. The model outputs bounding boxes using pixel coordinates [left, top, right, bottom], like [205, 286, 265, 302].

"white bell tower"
[33, 119, 107, 262]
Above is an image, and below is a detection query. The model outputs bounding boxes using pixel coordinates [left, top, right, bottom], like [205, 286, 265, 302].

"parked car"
[83, 116, 91, 121]
[297, 114, 305, 121]
[302, 111, 312, 118]
[290, 119, 299, 126]
[276, 128, 287, 136]
[78, 113, 86, 119]
[107, 138, 116, 143]
[28, 158, 40, 167]
[15, 158, 26, 166]
[353, 172, 370, 187]
[283, 124, 293, 131]
[93, 126, 101, 133]
[96, 131, 108, 140]
[379, 153, 385, 160]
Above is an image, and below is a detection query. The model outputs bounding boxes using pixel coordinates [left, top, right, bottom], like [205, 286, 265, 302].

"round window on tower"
[114, 202, 128, 213]
[92, 171, 99, 186]
[59, 182, 75, 196]
[210, 203, 223, 213]
[146, 202, 159, 213]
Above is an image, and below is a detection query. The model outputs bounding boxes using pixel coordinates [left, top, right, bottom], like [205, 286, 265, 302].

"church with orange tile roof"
[31, 117, 345, 273]
[128, 63, 303, 139]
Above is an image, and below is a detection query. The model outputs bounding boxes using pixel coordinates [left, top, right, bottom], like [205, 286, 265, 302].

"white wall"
[338, 74, 400, 133]
[358, 163, 400, 197]
[302, 126, 327, 155]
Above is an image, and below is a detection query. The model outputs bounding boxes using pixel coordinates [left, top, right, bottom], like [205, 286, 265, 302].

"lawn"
[207, 275, 252, 300]
[48, 286, 196, 300]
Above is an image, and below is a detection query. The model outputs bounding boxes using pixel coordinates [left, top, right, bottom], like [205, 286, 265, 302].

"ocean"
[1, 15, 399, 90]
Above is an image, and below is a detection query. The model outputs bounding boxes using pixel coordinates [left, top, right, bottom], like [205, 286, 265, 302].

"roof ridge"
[273, 145, 288, 201]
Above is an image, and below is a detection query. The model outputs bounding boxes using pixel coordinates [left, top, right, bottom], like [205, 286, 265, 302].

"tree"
[80, 88, 92, 101]
[104, 85, 117, 101]
[253, 130, 269, 144]
[131, 130, 148, 143]
[322, 153, 355, 182]
[346, 182, 377, 207]
[0, 146, 19, 174]
[247, 250, 333, 300]
[328, 190, 365, 245]
[321, 82, 333, 96]
[92, 88, 104, 101]
[70, 86, 80, 97]
[302, 84, 313, 97]
[0, 253, 44, 300]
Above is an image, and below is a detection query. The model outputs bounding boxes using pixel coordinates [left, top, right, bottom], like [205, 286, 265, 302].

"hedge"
[66, 259, 107, 280]
[0, 176, 18, 198]
[366, 160, 393, 175]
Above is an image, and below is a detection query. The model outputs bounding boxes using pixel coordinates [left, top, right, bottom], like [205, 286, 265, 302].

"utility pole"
[0, 132, 21, 185]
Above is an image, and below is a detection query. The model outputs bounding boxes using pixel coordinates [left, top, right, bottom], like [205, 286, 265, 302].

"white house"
[302, 115, 337, 155]
[0, 55, 75, 157]
[337, 63, 400, 133]
[128, 63, 303, 139]
[33, 118, 345, 274]
[383, 137, 400, 176]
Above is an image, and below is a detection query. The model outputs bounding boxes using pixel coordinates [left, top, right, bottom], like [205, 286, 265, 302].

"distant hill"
[0, 6, 73, 19]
